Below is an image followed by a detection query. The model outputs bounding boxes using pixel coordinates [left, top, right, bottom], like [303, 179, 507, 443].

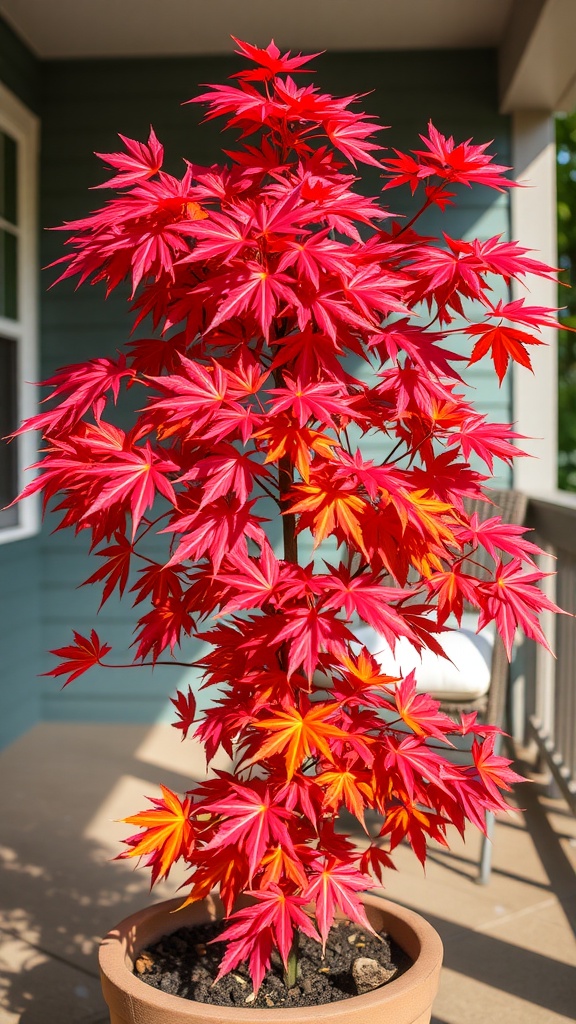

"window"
[0, 83, 39, 542]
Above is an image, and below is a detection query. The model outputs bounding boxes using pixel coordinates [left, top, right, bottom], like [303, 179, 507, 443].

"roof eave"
[499, 0, 576, 113]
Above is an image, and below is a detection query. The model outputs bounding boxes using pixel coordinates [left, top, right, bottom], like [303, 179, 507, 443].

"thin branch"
[257, 477, 282, 506]
[100, 660, 196, 670]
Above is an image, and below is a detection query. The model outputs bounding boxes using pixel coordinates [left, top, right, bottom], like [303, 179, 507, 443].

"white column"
[510, 113, 559, 755]
[510, 111, 558, 496]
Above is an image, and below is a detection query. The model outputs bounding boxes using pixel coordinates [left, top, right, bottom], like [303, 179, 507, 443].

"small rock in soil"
[133, 917, 412, 1008]
[352, 956, 397, 994]
[134, 951, 154, 974]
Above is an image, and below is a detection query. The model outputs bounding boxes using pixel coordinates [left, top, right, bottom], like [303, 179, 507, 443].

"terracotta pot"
[98, 893, 443, 1024]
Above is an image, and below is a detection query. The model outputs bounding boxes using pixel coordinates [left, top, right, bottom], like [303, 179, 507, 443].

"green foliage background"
[556, 112, 576, 490]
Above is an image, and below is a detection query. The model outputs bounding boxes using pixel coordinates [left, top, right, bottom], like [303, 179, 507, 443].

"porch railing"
[520, 492, 576, 813]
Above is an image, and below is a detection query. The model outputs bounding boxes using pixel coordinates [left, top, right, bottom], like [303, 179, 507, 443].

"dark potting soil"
[133, 917, 413, 1008]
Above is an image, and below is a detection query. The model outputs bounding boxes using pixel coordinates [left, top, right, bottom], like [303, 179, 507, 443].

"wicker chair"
[451, 488, 528, 883]
[455, 489, 528, 724]
[354, 488, 528, 884]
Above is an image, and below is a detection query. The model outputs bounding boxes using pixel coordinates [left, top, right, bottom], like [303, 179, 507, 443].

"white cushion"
[354, 614, 494, 701]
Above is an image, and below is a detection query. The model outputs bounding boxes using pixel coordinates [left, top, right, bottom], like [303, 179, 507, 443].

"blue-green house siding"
[0, 28, 513, 740]
[0, 18, 42, 748]
[0, 14, 40, 113]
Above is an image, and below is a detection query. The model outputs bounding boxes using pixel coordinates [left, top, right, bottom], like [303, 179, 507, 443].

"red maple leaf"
[133, 596, 195, 661]
[180, 209, 253, 264]
[255, 416, 338, 483]
[467, 322, 543, 384]
[232, 37, 322, 81]
[325, 116, 385, 168]
[179, 845, 250, 916]
[170, 687, 197, 740]
[463, 513, 541, 565]
[216, 542, 280, 615]
[449, 415, 528, 472]
[273, 606, 354, 679]
[415, 122, 515, 191]
[165, 496, 266, 572]
[392, 671, 458, 740]
[181, 445, 272, 507]
[14, 356, 135, 437]
[469, 735, 524, 805]
[82, 441, 178, 538]
[43, 630, 112, 686]
[81, 533, 133, 608]
[381, 149, 428, 193]
[200, 779, 294, 880]
[319, 566, 416, 648]
[426, 567, 481, 625]
[383, 734, 456, 802]
[207, 263, 297, 340]
[94, 128, 164, 189]
[316, 762, 372, 823]
[147, 356, 231, 435]
[478, 559, 563, 657]
[213, 888, 320, 992]
[488, 297, 561, 329]
[360, 844, 396, 884]
[304, 860, 376, 946]
[266, 375, 356, 428]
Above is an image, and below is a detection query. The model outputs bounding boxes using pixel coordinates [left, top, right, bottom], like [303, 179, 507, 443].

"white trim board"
[0, 81, 40, 544]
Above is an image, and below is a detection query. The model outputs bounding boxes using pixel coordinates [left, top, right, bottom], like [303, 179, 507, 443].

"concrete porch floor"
[0, 722, 575, 1024]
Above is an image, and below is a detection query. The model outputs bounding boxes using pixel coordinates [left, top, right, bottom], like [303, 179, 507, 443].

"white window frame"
[0, 81, 39, 544]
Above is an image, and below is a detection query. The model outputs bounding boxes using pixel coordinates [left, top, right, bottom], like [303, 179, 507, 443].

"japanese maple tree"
[15, 37, 562, 993]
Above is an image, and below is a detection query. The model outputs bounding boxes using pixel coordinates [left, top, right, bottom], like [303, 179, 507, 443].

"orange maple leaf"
[254, 418, 338, 482]
[317, 766, 373, 823]
[288, 480, 367, 548]
[119, 785, 194, 883]
[179, 846, 249, 915]
[379, 798, 449, 864]
[338, 649, 399, 694]
[259, 844, 309, 889]
[403, 489, 456, 544]
[253, 703, 348, 780]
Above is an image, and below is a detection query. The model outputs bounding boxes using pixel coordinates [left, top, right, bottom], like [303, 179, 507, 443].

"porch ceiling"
[2, 0, 576, 112]
[0, 0, 514, 60]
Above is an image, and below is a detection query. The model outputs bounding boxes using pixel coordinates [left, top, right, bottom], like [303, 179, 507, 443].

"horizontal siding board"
[0, 601, 44, 638]
[41, 693, 187, 724]
[0, 540, 42, 746]
[0, 14, 41, 111]
[0, 672, 42, 716]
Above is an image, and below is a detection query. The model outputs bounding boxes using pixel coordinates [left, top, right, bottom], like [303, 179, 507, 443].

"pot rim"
[99, 892, 443, 1022]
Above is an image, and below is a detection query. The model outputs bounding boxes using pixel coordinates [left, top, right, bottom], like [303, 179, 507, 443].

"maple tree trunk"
[285, 929, 300, 989]
[271, 358, 299, 566]
[279, 452, 299, 564]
